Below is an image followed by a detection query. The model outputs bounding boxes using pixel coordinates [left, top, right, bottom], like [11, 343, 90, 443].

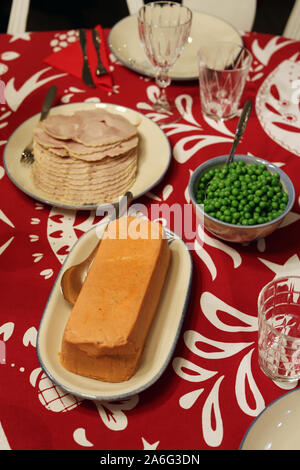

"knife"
[78, 28, 95, 88]
[92, 28, 107, 76]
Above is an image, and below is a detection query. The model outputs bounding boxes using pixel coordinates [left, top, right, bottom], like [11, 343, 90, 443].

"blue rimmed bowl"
[188, 154, 295, 243]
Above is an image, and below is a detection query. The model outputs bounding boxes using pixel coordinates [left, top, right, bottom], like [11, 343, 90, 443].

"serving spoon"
[226, 100, 252, 165]
[60, 191, 133, 305]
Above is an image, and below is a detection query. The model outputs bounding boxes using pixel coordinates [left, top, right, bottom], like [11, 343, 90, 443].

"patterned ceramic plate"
[108, 11, 242, 81]
[36, 219, 193, 401]
[3, 102, 171, 210]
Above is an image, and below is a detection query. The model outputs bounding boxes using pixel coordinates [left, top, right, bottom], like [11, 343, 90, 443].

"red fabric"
[44, 25, 113, 91]
[0, 28, 300, 451]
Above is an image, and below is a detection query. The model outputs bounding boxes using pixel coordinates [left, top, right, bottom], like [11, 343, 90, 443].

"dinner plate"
[36, 219, 193, 401]
[3, 102, 171, 210]
[240, 387, 300, 450]
[108, 11, 242, 81]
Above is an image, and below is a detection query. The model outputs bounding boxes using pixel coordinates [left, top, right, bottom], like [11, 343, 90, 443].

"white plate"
[240, 388, 300, 450]
[108, 11, 242, 81]
[36, 220, 193, 401]
[3, 102, 171, 210]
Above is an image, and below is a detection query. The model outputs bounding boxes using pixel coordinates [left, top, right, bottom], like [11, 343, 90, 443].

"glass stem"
[155, 70, 171, 111]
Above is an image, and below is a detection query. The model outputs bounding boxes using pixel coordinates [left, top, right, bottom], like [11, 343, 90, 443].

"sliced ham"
[42, 109, 138, 146]
[32, 108, 139, 205]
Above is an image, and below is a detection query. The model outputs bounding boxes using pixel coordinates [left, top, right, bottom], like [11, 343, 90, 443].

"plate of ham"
[4, 102, 171, 210]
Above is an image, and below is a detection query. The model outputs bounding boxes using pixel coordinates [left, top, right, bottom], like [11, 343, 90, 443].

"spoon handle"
[226, 100, 252, 166]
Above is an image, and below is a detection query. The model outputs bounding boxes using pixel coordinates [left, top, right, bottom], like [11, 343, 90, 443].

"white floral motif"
[49, 30, 78, 53]
[200, 292, 257, 332]
[173, 357, 218, 383]
[202, 376, 224, 448]
[94, 396, 139, 431]
[0, 108, 12, 138]
[1, 51, 20, 61]
[258, 253, 300, 278]
[183, 330, 253, 359]
[194, 223, 242, 280]
[5, 67, 66, 111]
[73, 428, 94, 447]
[9, 33, 31, 43]
[47, 207, 97, 264]
[0, 237, 14, 256]
[23, 327, 37, 347]
[0, 422, 11, 450]
[61, 86, 85, 103]
[194, 238, 218, 280]
[256, 57, 300, 156]
[173, 293, 259, 448]
[37, 373, 84, 412]
[29, 369, 138, 431]
[235, 349, 265, 416]
[252, 36, 295, 66]
[40, 269, 53, 279]
[142, 437, 160, 450]
[137, 89, 234, 164]
[32, 253, 43, 263]
[0, 64, 8, 75]
[179, 389, 204, 409]
[0, 322, 14, 341]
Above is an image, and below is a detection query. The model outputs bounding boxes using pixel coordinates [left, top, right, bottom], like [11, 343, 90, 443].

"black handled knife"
[78, 29, 95, 88]
[40, 85, 57, 121]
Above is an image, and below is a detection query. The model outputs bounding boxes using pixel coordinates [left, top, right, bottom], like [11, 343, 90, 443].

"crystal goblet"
[138, 1, 192, 115]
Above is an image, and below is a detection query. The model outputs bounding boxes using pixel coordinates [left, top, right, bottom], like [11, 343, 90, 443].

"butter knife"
[92, 28, 107, 76]
[21, 85, 57, 164]
[78, 28, 95, 88]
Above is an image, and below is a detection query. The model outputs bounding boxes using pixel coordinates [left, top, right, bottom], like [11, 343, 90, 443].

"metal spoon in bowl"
[60, 191, 133, 305]
[226, 100, 252, 166]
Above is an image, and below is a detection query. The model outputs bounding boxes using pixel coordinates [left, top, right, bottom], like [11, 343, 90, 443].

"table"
[0, 27, 300, 451]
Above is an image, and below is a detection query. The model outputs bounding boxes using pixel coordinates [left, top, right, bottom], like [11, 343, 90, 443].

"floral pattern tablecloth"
[0, 28, 300, 451]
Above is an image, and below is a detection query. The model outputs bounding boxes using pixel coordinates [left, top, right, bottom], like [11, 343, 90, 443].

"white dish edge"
[36, 219, 193, 401]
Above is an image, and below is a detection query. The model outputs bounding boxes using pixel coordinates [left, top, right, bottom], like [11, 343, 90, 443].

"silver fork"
[21, 85, 58, 164]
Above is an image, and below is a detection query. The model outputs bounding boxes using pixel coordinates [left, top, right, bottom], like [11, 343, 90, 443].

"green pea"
[197, 162, 289, 226]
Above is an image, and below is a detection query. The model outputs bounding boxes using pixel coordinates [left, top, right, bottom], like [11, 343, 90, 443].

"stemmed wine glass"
[138, 1, 192, 115]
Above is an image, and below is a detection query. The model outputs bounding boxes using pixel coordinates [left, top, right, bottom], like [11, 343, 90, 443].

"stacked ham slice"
[32, 109, 139, 205]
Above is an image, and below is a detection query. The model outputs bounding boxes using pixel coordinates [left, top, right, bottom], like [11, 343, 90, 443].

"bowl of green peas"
[188, 154, 295, 243]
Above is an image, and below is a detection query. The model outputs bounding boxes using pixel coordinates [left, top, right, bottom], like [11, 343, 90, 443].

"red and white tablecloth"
[0, 28, 300, 451]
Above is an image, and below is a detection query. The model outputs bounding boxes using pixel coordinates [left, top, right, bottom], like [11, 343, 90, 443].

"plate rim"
[36, 220, 193, 401]
[108, 10, 242, 81]
[239, 387, 300, 450]
[3, 102, 172, 211]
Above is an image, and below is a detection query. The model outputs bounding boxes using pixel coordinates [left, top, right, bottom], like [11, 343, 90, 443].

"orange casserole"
[60, 216, 171, 382]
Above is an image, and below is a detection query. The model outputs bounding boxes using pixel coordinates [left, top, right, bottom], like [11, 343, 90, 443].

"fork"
[21, 85, 58, 164]
[92, 28, 107, 76]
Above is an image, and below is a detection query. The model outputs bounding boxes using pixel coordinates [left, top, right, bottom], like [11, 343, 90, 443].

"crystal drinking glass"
[138, 1, 192, 114]
[198, 41, 252, 121]
[258, 276, 300, 383]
